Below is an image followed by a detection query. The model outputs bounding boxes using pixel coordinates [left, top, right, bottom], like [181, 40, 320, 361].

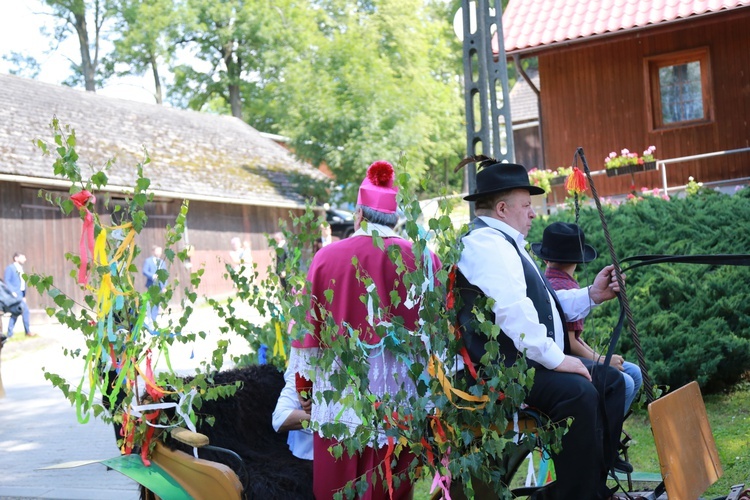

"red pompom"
[367, 161, 394, 186]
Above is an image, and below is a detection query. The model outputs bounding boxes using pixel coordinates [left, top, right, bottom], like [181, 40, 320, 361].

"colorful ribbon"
[71, 190, 96, 285]
[429, 447, 452, 500]
[428, 354, 489, 410]
[273, 320, 287, 361]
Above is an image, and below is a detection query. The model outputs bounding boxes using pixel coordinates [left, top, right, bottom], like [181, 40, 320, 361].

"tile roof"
[503, 0, 750, 54]
[0, 73, 328, 208]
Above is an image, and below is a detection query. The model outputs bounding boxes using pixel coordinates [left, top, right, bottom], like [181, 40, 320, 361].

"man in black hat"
[455, 158, 626, 499]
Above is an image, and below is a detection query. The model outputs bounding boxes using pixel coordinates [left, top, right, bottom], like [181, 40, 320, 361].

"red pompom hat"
[356, 160, 398, 214]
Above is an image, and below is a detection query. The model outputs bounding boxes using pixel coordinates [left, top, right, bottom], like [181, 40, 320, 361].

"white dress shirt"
[271, 365, 313, 460]
[457, 216, 596, 370]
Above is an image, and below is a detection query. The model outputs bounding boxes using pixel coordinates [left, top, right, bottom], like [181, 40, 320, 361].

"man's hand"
[589, 264, 623, 304]
[554, 355, 592, 381]
[300, 397, 312, 415]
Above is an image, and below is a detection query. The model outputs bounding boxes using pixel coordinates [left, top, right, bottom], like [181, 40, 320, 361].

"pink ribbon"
[71, 190, 96, 285]
[430, 448, 452, 500]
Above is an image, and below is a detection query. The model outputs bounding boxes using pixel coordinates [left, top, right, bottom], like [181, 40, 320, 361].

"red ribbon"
[143, 350, 165, 402]
[71, 190, 96, 285]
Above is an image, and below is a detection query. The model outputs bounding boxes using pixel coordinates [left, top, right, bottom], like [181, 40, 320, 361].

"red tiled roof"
[503, 0, 750, 54]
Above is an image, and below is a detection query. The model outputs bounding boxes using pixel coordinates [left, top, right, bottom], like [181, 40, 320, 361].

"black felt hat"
[463, 160, 545, 201]
[531, 222, 598, 264]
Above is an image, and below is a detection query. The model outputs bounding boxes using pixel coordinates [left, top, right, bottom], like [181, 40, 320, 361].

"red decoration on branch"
[71, 190, 96, 285]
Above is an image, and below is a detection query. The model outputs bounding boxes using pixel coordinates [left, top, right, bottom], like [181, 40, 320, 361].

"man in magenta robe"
[289, 160, 441, 500]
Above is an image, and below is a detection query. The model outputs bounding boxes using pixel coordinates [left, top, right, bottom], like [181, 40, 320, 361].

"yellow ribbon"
[273, 320, 287, 361]
[428, 354, 489, 410]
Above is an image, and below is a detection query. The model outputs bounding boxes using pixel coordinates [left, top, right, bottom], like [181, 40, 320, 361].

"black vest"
[456, 218, 570, 368]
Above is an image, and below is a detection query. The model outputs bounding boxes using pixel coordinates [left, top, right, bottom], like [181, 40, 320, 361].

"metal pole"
[460, 0, 514, 216]
[659, 160, 668, 195]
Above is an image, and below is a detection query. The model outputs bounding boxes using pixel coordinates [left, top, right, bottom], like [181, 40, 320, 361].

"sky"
[0, 0, 158, 104]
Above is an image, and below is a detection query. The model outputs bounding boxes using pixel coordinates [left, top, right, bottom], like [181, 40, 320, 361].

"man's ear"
[494, 200, 506, 219]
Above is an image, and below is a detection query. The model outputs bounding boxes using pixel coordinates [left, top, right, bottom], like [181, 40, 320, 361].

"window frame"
[644, 47, 713, 131]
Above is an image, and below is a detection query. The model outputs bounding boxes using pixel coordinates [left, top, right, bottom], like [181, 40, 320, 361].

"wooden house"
[502, 0, 750, 200]
[0, 74, 329, 322]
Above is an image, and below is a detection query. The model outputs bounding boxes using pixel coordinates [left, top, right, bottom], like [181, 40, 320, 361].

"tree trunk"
[73, 11, 96, 92]
[223, 43, 243, 118]
[151, 54, 163, 105]
[229, 83, 242, 118]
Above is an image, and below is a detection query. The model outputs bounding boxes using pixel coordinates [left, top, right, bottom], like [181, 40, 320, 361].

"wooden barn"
[503, 0, 750, 200]
[0, 74, 329, 324]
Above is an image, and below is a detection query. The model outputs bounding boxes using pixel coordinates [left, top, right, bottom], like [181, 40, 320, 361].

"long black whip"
[575, 147, 655, 404]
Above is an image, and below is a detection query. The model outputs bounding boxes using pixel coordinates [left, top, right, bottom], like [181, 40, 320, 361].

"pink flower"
[621, 148, 630, 155]
[609, 152, 617, 159]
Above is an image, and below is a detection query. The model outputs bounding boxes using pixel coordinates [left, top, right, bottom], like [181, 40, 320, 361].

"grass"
[412, 382, 750, 499]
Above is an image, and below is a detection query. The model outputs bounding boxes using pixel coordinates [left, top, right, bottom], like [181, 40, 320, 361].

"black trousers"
[525, 357, 625, 500]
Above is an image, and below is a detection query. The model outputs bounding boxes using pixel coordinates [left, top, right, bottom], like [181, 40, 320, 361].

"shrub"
[528, 187, 750, 394]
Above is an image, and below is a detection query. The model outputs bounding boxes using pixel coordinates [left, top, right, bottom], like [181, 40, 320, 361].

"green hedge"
[527, 187, 750, 394]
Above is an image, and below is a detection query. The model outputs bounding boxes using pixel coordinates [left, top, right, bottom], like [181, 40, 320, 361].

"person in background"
[242, 239, 254, 265]
[273, 232, 289, 290]
[313, 223, 333, 254]
[272, 364, 314, 461]
[532, 222, 643, 420]
[229, 236, 244, 270]
[290, 160, 441, 499]
[3, 252, 35, 340]
[142, 245, 166, 327]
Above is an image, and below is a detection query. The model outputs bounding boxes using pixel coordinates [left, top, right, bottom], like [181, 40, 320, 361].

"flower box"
[605, 146, 657, 176]
[550, 175, 566, 186]
[606, 165, 634, 177]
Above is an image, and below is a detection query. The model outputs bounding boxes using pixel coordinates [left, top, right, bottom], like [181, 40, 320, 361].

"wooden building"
[503, 0, 750, 199]
[0, 74, 328, 322]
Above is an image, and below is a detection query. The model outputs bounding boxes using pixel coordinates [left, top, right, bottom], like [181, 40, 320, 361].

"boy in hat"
[455, 157, 625, 499]
[532, 221, 643, 416]
[290, 160, 441, 499]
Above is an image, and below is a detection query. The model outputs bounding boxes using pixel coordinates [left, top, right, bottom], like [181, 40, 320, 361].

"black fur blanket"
[164, 364, 313, 500]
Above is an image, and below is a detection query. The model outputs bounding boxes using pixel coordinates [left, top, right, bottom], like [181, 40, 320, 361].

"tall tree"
[108, 0, 179, 103]
[43, 0, 112, 91]
[270, 0, 465, 198]
[169, 0, 272, 118]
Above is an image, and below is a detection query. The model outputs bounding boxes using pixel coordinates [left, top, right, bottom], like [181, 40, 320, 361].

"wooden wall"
[0, 181, 306, 323]
[537, 9, 750, 198]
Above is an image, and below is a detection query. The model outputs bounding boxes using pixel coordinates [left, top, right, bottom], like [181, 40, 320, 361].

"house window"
[646, 48, 712, 129]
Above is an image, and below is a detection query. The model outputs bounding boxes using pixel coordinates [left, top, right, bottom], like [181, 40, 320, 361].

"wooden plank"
[648, 381, 723, 500]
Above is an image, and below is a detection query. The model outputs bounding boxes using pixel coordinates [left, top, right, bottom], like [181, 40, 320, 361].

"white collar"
[352, 222, 402, 239]
[476, 215, 526, 245]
